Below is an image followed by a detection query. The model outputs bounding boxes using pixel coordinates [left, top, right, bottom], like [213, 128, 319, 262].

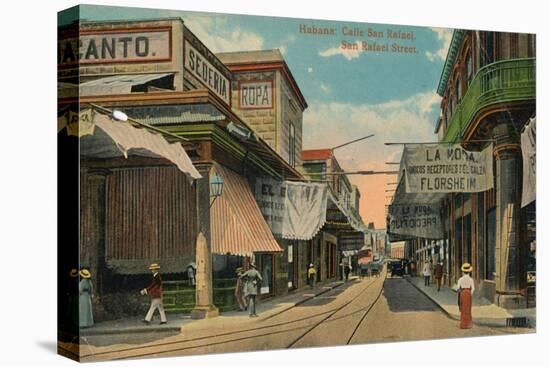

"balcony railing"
[442, 58, 536, 143]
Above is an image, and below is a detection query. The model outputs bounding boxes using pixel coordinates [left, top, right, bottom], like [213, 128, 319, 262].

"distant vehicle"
[388, 260, 404, 277]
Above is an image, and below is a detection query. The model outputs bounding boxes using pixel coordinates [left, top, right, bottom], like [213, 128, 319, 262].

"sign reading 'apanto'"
[58, 28, 172, 66]
[388, 204, 444, 239]
[184, 40, 230, 105]
[239, 81, 273, 109]
[403, 144, 493, 193]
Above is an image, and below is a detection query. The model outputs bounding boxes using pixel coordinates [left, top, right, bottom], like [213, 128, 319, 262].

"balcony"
[442, 58, 536, 143]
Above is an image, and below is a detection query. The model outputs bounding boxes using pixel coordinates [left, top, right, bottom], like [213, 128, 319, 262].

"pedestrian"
[79, 268, 94, 328]
[410, 260, 416, 277]
[141, 263, 167, 325]
[187, 264, 196, 286]
[422, 260, 432, 287]
[434, 261, 444, 291]
[344, 263, 351, 282]
[243, 263, 263, 317]
[67, 268, 80, 333]
[234, 267, 247, 311]
[457, 263, 475, 329]
[307, 263, 317, 288]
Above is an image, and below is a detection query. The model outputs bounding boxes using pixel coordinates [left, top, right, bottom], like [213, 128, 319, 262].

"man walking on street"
[434, 261, 444, 291]
[141, 263, 167, 325]
[243, 263, 263, 317]
[423, 260, 432, 287]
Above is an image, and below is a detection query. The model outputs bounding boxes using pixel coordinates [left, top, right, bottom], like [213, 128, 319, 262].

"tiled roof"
[301, 149, 333, 161]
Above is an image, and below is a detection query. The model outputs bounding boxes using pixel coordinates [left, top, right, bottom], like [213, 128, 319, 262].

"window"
[289, 122, 296, 167]
[456, 77, 462, 102]
[528, 34, 536, 57]
[466, 51, 473, 85]
[481, 32, 495, 66]
[510, 33, 519, 58]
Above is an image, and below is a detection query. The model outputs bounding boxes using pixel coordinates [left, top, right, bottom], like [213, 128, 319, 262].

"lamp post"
[209, 173, 224, 207]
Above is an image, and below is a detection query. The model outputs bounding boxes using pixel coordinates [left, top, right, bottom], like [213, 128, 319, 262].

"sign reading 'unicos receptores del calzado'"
[58, 27, 172, 66]
[402, 143, 494, 193]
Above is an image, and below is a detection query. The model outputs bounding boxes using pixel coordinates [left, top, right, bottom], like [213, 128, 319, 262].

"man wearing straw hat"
[457, 263, 475, 329]
[141, 263, 167, 324]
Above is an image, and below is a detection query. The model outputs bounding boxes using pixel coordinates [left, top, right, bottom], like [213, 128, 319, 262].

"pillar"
[81, 168, 110, 320]
[492, 123, 526, 309]
[191, 164, 219, 319]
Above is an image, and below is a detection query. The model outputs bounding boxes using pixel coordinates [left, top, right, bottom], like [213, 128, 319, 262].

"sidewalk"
[406, 276, 536, 328]
[80, 277, 355, 336]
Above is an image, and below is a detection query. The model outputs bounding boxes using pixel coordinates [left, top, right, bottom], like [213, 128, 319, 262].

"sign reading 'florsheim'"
[402, 144, 494, 193]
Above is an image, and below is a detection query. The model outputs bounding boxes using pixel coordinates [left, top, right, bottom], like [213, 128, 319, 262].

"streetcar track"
[287, 275, 386, 348]
[346, 278, 386, 344]
[80, 275, 385, 361]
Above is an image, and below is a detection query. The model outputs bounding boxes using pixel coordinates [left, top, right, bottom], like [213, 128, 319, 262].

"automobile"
[389, 260, 404, 277]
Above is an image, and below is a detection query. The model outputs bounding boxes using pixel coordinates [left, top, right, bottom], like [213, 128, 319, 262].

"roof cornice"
[437, 29, 466, 96]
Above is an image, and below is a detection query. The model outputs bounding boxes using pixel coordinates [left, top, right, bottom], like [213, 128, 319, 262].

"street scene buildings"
[57, 5, 536, 362]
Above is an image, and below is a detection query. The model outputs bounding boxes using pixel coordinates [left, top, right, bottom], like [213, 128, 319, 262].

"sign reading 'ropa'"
[402, 143, 493, 193]
[239, 81, 273, 109]
[184, 40, 230, 105]
[58, 28, 172, 67]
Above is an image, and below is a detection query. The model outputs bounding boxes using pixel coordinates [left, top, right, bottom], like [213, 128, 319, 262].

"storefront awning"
[61, 108, 202, 181]
[211, 163, 283, 256]
[59, 73, 175, 97]
[282, 181, 329, 240]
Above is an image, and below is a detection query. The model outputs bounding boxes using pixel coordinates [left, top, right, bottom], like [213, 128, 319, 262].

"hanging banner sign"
[184, 40, 230, 105]
[388, 203, 444, 239]
[402, 144, 493, 193]
[254, 178, 286, 236]
[521, 117, 536, 207]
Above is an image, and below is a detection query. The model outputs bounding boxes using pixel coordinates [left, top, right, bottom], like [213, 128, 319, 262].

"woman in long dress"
[79, 269, 94, 328]
[457, 263, 474, 329]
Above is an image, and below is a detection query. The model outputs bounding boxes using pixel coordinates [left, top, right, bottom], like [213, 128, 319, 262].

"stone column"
[191, 164, 219, 319]
[492, 123, 525, 309]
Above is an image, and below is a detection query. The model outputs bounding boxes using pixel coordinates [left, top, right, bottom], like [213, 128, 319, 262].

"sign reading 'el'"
[240, 81, 273, 109]
[184, 40, 230, 105]
[58, 28, 172, 66]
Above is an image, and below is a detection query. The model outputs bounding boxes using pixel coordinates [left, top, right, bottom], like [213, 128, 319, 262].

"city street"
[69, 269, 529, 362]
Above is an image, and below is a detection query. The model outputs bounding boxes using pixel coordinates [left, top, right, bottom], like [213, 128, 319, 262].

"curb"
[405, 277, 508, 328]
[81, 280, 355, 335]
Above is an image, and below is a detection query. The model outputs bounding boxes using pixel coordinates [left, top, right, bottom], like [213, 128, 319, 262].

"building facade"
[433, 30, 536, 308]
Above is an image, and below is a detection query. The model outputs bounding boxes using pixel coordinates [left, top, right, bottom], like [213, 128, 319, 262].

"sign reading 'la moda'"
[58, 28, 172, 66]
[184, 40, 230, 105]
[388, 204, 444, 239]
[239, 81, 273, 109]
[403, 144, 494, 193]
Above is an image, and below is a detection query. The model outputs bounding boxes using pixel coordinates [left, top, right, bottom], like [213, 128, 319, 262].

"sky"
[61, 4, 453, 229]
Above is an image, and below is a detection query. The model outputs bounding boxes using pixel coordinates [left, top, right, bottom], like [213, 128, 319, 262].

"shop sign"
[388, 203, 444, 239]
[254, 178, 286, 236]
[239, 81, 273, 109]
[58, 28, 172, 67]
[184, 40, 230, 105]
[402, 143, 493, 193]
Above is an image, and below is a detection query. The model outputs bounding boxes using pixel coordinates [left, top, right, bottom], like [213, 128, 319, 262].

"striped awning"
[211, 163, 282, 256]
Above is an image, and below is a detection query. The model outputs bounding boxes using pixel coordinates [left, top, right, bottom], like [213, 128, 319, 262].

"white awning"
[68, 109, 201, 181]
